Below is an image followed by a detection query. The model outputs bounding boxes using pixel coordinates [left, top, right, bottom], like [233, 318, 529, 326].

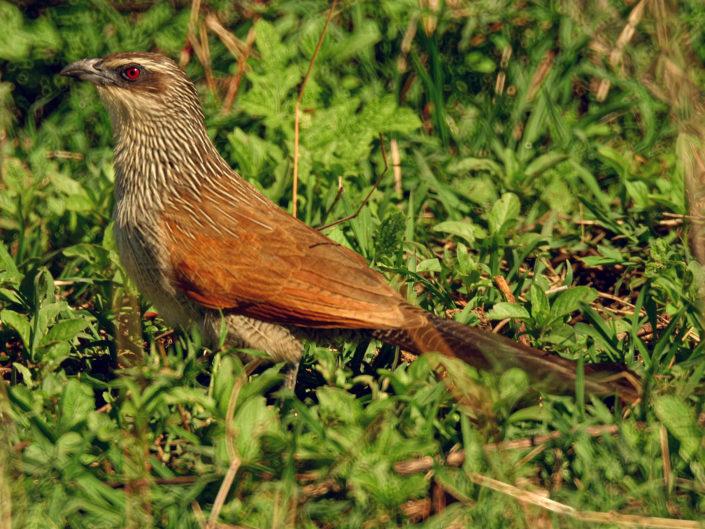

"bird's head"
[60, 52, 205, 134]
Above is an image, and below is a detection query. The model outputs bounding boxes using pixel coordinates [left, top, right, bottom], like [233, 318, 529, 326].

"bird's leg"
[281, 360, 301, 391]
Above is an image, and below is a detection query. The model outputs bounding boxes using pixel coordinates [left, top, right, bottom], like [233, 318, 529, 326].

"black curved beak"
[60, 58, 116, 86]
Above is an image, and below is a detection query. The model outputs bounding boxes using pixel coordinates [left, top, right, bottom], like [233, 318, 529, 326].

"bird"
[59, 52, 638, 400]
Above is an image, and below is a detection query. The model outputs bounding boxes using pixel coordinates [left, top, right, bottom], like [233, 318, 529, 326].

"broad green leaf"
[519, 92, 549, 163]
[213, 354, 246, 417]
[0, 287, 22, 305]
[432, 220, 476, 245]
[164, 387, 215, 409]
[498, 368, 529, 402]
[0, 240, 21, 283]
[43, 342, 71, 368]
[551, 287, 599, 319]
[448, 157, 503, 176]
[488, 193, 520, 236]
[596, 143, 631, 171]
[416, 258, 441, 273]
[60, 379, 94, 429]
[50, 173, 94, 212]
[44, 318, 91, 343]
[1, 308, 30, 349]
[580, 255, 624, 267]
[234, 396, 279, 462]
[455, 242, 474, 276]
[507, 405, 551, 423]
[654, 395, 703, 462]
[33, 301, 65, 352]
[542, 323, 578, 344]
[13, 363, 33, 388]
[55, 431, 84, 462]
[625, 180, 650, 210]
[63, 243, 110, 265]
[529, 284, 550, 323]
[570, 160, 610, 209]
[525, 152, 569, 179]
[486, 302, 530, 320]
[316, 386, 362, 426]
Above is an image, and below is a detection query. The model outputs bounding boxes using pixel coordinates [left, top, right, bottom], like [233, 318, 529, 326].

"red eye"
[123, 66, 141, 80]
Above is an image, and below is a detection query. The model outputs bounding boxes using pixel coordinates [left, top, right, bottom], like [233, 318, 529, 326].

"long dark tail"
[372, 312, 640, 403]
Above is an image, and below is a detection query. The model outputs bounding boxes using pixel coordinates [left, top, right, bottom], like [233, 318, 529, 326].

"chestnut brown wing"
[162, 177, 425, 330]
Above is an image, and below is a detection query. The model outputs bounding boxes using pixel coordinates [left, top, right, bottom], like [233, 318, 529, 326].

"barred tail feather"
[373, 314, 640, 402]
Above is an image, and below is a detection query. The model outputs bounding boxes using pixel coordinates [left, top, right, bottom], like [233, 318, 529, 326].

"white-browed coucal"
[60, 52, 638, 400]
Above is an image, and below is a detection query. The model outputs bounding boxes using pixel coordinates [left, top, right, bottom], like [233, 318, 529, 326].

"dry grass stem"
[595, 0, 647, 101]
[401, 498, 431, 521]
[46, 150, 83, 160]
[193, 501, 206, 529]
[223, 26, 257, 112]
[181, 0, 202, 69]
[660, 425, 673, 493]
[395, 424, 624, 475]
[205, 360, 259, 528]
[390, 138, 402, 198]
[292, 0, 339, 218]
[432, 478, 446, 513]
[397, 14, 419, 73]
[205, 14, 247, 58]
[318, 133, 389, 231]
[420, 0, 439, 37]
[318, 176, 344, 227]
[595, 291, 699, 343]
[470, 473, 702, 528]
[206, 456, 241, 529]
[494, 46, 512, 95]
[198, 19, 216, 97]
[526, 50, 556, 102]
[493, 275, 530, 346]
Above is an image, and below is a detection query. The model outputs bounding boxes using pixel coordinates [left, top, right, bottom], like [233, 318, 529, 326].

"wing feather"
[162, 177, 423, 330]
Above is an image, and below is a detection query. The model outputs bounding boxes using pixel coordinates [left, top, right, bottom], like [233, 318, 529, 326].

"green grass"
[1, 0, 705, 527]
